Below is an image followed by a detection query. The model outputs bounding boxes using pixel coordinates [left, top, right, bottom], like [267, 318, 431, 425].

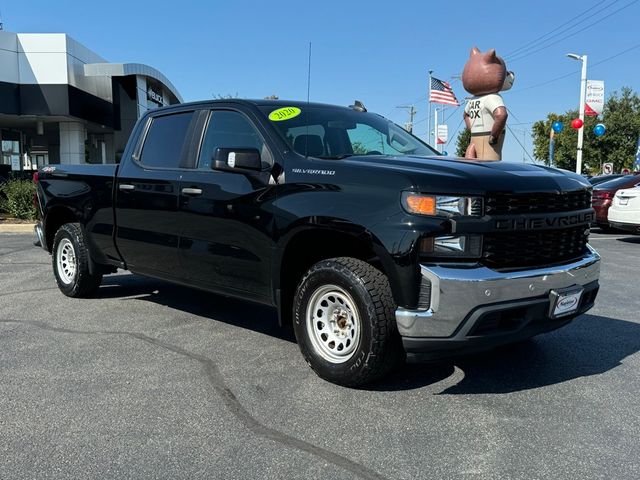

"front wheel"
[293, 257, 403, 387]
[52, 223, 103, 297]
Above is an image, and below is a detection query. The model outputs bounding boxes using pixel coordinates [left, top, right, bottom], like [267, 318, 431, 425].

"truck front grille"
[486, 190, 591, 215]
[482, 225, 589, 269]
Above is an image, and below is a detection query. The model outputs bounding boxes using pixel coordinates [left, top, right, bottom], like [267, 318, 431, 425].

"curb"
[0, 223, 36, 233]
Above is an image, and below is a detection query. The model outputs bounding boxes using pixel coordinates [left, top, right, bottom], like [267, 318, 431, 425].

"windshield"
[259, 105, 439, 159]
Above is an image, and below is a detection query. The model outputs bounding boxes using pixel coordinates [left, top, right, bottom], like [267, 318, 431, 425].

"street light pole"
[567, 53, 588, 174]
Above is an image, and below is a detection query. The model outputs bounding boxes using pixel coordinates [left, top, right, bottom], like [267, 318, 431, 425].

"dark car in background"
[589, 174, 626, 186]
[592, 174, 640, 230]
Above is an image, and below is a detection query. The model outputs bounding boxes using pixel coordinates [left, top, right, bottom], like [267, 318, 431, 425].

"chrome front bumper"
[396, 245, 601, 338]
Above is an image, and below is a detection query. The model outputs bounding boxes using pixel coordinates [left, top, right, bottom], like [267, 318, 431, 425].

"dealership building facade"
[0, 31, 182, 171]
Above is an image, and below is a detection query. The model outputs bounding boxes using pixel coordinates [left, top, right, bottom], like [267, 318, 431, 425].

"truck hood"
[346, 155, 591, 194]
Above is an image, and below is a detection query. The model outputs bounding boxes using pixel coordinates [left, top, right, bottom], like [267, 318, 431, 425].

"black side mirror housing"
[213, 148, 262, 172]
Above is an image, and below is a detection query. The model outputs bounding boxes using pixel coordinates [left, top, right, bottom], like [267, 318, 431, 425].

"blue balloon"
[593, 123, 606, 137]
[443, 151, 448, 156]
[552, 121, 564, 133]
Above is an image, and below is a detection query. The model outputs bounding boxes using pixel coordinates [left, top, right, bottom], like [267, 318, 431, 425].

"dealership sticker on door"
[548, 286, 584, 319]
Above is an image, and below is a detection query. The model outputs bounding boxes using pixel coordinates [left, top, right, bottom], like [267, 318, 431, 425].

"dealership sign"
[147, 87, 164, 105]
[437, 125, 448, 144]
[585, 80, 604, 117]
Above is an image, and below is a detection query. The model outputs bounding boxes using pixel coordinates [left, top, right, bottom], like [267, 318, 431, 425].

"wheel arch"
[274, 219, 412, 327]
[44, 205, 79, 252]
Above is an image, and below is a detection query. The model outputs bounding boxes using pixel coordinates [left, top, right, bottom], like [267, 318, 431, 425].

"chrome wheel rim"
[306, 284, 361, 364]
[56, 238, 77, 285]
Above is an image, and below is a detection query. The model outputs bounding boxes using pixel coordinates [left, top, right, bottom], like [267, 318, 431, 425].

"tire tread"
[294, 257, 402, 387]
[52, 223, 103, 298]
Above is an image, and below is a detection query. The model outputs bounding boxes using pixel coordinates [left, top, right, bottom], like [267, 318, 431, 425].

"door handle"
[119, 184, 135, 191]
[181, 187, 203, 196]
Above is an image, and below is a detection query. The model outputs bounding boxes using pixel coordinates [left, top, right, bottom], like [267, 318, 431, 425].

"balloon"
[552, 121, 564, 133]
[443, 151, 448, 156]
[593, 123, 606, 137]
[571, 118, 584, 129]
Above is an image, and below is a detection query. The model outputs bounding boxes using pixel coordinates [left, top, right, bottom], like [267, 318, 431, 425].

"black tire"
[293, 257, 403, 387]
[52, 223, 103, 297]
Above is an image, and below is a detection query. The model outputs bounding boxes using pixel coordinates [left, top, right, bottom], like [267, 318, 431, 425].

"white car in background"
[608, 186, 640, 234]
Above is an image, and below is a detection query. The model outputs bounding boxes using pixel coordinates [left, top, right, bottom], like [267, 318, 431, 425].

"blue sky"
[4, 0, 639, 163]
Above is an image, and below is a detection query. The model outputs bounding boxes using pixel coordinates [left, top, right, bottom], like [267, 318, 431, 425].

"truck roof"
[148, 98, 356, 114]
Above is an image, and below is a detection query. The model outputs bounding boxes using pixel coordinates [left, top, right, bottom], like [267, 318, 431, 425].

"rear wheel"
[293, 257, 403, 387]
[52, 223, 103, 297]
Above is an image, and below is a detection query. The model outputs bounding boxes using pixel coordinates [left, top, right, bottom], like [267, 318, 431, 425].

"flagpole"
[434, 107, 439, 153]
[428, 70, 433, 146]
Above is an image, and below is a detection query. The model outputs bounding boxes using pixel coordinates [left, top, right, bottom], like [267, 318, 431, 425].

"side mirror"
[213, 148, 262, 172]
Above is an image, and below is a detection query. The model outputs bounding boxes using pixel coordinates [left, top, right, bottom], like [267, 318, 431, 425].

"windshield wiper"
[317, 154, 353, 160]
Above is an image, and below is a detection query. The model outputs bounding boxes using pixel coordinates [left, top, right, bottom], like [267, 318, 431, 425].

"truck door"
[178, 108, 277, 303]
[115, 110, 195, 278]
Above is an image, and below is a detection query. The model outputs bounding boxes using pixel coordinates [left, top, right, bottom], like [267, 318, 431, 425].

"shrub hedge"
[0, 179, 37, 220]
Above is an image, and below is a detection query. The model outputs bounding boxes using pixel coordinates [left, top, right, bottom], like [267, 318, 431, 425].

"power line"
[504, 0, 618, 59]
[506, 124, 537, 163]
[446, 117, 465, 150]
[508, 0, 639, 64]
[444, 105, 461, 123]
[510, 42, 640, 94]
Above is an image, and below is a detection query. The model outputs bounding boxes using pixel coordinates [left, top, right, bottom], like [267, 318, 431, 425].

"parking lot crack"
[0, 318, 389, 480]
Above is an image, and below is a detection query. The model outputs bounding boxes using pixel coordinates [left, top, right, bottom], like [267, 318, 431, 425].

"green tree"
[532, 87, 640, 174]
[352, 141, 368, 155]
[455, 128, 471, 157]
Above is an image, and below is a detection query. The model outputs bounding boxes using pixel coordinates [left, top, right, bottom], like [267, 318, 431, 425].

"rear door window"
[139, 112, 194, 169]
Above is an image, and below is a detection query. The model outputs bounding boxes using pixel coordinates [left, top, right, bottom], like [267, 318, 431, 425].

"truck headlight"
[402, 193, 483, 217]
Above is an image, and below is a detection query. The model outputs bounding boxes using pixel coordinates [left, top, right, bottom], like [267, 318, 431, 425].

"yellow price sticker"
[268, 107, 301, 121]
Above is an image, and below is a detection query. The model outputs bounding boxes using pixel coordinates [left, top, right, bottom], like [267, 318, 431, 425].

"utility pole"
[397, 105, 417, 133]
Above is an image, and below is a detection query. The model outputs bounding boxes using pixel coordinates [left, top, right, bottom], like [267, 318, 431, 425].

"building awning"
[83, 63, 183, 103]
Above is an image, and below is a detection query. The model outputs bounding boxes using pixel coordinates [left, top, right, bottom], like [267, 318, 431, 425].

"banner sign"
[585, 80, 604, 117]
[437, 125, 448, 144]
[634, 135, 640, 172]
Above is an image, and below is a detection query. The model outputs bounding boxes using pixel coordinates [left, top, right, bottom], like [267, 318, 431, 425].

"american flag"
[429, 77, 459, 106]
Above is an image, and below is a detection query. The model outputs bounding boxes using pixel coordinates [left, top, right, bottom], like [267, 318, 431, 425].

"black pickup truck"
[35, 99, 600, 386]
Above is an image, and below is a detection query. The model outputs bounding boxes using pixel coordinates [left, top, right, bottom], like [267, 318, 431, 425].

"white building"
[0, 31, 182, 171]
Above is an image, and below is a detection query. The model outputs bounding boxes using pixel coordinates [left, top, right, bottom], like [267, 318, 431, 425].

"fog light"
[434, 235, 466, 253]
[421, 235, 482, 257]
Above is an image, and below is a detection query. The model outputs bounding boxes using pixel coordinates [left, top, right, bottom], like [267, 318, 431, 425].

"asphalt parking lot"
[1, 230, 639, 479]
